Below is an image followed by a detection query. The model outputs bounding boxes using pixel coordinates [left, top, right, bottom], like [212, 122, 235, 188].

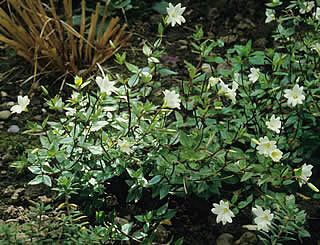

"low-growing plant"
[8, 0, 320, 243]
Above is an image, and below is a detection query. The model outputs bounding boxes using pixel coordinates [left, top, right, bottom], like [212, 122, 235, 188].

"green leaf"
[128, 73, 139, 87]
[204, 56, 225, 64]
[157, 202, 168, 216]
[159, 68, 177, 76]
[149, 175, 162, 185]
[160, 184, 169, 200]
[60, 137, 73, 144]
[134, 215, 144, 222]
[88, 145, 103, 155]
[91, 121, 108, 131]
[249, 51, 265, 65]
[174, 237, 184, 245]
[42, 175, 52, 187]
[238, 194, 253, 209]
[28, 175, 44, 185]
[241, 172, 255, 182]
[152, 1, 169, 14]
[125, 62, 139, 73]
[132, 231, 147, 240]
[179, 131, 192, 147]
[28, 166, 41, 175]
[121, 223, 133, 234]
[283, 180, 295, 185]
[175, 111, 183, 125]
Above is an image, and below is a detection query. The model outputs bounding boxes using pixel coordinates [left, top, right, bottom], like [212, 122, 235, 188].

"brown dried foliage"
[0, 0, 132, 77]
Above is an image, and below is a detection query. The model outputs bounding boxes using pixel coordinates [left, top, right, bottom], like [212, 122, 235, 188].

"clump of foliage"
[5, 0, 320, 244]
[0, 0, 131, 77]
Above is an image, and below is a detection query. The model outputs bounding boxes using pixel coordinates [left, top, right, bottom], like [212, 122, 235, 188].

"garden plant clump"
[2, 0, 320, 244]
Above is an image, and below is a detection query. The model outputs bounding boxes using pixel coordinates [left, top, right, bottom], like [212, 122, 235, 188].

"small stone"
[255, 38, 268, 48]
[32, 115, 42, 121]
[0, 110, 11, 120]
[38, 195, 52, 204]
[236, 231, 257, 245]
[7, 101, 15, 107]
[8, 125, 20, 133]
[216, 233, 234, 245]
[11, 188, 25, 202]
[3, 185, 15, 196]
[154, 224, 169, 243]
[1, 91, 8, 97]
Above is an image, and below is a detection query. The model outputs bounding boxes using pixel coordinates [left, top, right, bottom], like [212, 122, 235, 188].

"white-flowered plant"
[208, 77, 221, 90]
[211, 200, 235, 225]
[96, 75, 118, 95]
[163, 90, 181, 109]
[299, 1, 315, 14]
[248, 67, 260, 83]
[270, 148, 283, 162]
[10, 95, 30, 114]
[166, 3, 186, 27]
[257, 136, 277, 157]
[118, 139, 133, 154]
[265, 9, 276, 23]
[252, 206, 274, 232]
[218, 80, 238, 103]
[266, 115, 281, 133]
[284, 84, 305, 107]
[296, 163, 313, 187]
[13, 2, 320, 243]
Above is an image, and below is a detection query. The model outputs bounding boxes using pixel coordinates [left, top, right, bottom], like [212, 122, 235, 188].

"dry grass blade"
[0, 0, 131, 80]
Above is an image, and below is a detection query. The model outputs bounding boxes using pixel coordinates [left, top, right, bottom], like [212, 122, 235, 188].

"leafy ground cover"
[1, 0, 320, 244]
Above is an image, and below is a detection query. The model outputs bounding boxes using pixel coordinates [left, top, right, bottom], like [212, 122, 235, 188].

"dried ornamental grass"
[0, 0, 132, 78]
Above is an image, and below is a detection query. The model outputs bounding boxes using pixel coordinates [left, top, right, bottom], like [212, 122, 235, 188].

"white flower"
[300, 1, 315, 14]
[208, 77, 220, 89]
[257, 136, 276, 157]
[265, 9, 275, 23]
[284, 84, 305, 107]
[163, 90, 181, 109]
[10, 95, 30, 114]
[248, 68, 260, 83]
[270, 148, 283, 162]
[118, 139, 133, 154]
[252, 206, 274, 232]
[96, 75, 118, 95]
[166, 3, 186, 27]
[219, 81, 230, 94]
[228, 81, 239, 104]
[266, 115, 281, 133]
[218, 80, 238, 104]
[297, 163, 313, 187]
[211, 200, 235, 225]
